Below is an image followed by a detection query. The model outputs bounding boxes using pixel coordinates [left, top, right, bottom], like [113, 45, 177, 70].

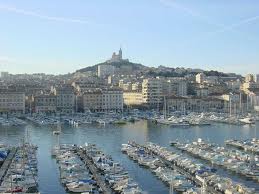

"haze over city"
[0, 0, 259, 74]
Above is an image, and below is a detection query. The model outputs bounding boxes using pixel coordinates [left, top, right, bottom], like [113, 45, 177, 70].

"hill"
[76, 61, 147, 73]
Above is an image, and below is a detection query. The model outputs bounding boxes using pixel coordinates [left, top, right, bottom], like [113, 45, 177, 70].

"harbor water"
[0, 120, 258, 194]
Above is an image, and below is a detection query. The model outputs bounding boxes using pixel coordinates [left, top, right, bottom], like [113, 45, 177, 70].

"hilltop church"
[106, 48, 129, 63]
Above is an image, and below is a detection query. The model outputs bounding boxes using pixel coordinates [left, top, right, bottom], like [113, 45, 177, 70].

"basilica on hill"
[106, 48, 129, 63]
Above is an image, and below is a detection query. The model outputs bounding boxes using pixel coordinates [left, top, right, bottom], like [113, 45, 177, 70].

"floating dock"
[0, 148, 17, 185]
[77, 148, 113, 194]
[129, 142, 223, 194]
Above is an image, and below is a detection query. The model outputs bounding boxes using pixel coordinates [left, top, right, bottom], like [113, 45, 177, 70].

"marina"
[0, 120, 259, 193]
[0, 116, 27, 127]
[53, 144, 100, 193]
[78, 143, 144, 194]
[0, 148, 16, 185]
[121, 142, 201, 193]
[172, 139, 259, 183]
[124, 141, 257, 194]
[0, 109, 256, 129]
[0, 143, 39, 194]
[225, 139, 259, 154]
[77, 146, 112, 194]
[25, 113, 142, 127]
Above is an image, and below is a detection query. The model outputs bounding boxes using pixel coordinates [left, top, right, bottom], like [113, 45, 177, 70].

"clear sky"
[0, 0, 258, 75]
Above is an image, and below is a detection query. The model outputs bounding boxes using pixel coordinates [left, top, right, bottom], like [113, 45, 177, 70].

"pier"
[225, 139, 259, 155]
[76, 148, 113, 194]
[0, 148, 17, 185]
[129, 142, 222, 194]
[0, 145, 39, 194]
[173, 140, 259, 184]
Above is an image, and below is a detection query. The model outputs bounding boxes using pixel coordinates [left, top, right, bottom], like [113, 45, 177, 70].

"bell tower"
[119, 47, 122, 60]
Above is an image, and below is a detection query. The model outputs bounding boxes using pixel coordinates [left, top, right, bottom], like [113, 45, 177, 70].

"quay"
[128, 142, 221, 194]
[0, 148, 16, 185]
[225, 139, 259, 155]
[76, 147, 113, 194]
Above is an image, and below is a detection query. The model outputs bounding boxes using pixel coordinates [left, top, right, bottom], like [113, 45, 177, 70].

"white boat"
[66, 181, 93, 193]
[53, 131, 61, 135]
[239, 117, 255, 124]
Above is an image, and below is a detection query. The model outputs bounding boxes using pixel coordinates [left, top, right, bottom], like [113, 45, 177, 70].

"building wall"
[0, 91, 25, 113]
[102, 90, 123, 112]
[123, 92, 143, 106]
[196, 73, 205, 84]
[256, 74, 259, 83]
[166, 80, 187, 96]
[196, 88, 209, 97]
[167, 97, 225, 113]
[34, 95, 56, 113]
[55, 86, 75, 114]
[142, 78, 163, 106]
[132, 82, 141, 91]
[83, 91, 102, 112]
[245, 74, 255, 83]
[83, 89, 123, 112]
[225, 80, 241, 91]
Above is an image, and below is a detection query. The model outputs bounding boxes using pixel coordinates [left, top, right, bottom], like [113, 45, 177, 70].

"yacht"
[239, 117, 255, 124]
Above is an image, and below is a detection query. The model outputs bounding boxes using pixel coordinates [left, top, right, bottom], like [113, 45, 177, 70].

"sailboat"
[51, 122, 61, 157]
[0, 137, 39, 194]
[156, 97, 190, 126]
[53, 122, 61, 135]
[156, 96, 170, 125]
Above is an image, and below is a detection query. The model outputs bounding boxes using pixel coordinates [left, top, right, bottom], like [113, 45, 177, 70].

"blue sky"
[0, 0, 259, 75]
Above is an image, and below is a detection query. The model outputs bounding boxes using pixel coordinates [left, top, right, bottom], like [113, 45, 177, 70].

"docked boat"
[0, 143, 39, 194]
[54, 144, 97, 193]
[239, 117, 255, 124]
[53, 131, 60, 135]
[66, 181, 94, 193]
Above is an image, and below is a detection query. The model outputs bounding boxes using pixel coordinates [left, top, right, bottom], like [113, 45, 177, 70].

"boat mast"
[247, 95, 249, 113]
[250, 124, 257, 169]
[229, 96, 232, 117]
[239, 92, 242, 115]
[163, 96, 167, 119]
[57, 121, 61, 146]
[169, 180, 174, 194]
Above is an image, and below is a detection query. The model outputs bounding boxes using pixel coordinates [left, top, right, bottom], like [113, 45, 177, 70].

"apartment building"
[196, 73, 206, 84]
[0, 89, 25, 114]
[83, 90, 103, 112]
[123, 91, 143, 106]
[166, 78, 187, 96]
[142, 78, 163, 106]
[83, 88, 123, 112]
[166, 96, 225, 113]
[52, 85, 75, 114]
[34, 94, 56, 114]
